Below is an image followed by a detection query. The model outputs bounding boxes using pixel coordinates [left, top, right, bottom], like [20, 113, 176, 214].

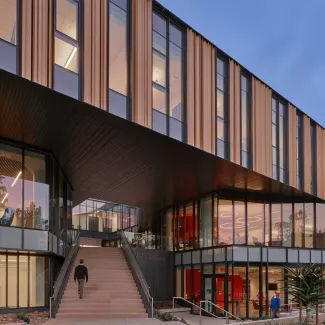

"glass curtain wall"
[166, 195, 320, 251]
[54, 0, 80, 99]
[216, 56, 229, 159]
[0, 253, 48, 308]
[152, 11, 184, 141]
[240, 73, 251, 168]
[109, 0, 129, 118]
[0, 0, 17, 74]
[72, 199, 138, 233]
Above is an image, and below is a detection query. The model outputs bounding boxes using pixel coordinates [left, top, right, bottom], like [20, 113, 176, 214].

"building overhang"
[0, 69, 322, 229]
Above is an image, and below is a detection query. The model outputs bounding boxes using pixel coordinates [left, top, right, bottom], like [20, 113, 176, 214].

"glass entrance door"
[202, 274, 226, 316]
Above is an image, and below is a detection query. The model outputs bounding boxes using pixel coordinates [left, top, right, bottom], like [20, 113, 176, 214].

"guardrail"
[49, 230, 80, 318]
[120, 231, 154, 318]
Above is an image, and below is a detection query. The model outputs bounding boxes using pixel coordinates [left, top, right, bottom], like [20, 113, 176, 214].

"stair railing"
[120, 231, 154, 318]
[49, 230, 80, 318]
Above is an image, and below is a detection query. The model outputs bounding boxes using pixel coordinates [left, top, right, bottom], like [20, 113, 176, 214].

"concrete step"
[56, 312, 148, 319]
[62, 291, 141, 298]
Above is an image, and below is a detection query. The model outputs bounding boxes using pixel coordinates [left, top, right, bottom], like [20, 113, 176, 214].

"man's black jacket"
[74, 265, 88, 282]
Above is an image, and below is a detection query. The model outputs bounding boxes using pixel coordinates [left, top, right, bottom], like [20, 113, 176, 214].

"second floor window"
[296, 113, 303, 190]
[0, 0, 17, 74]
[152, 12, 184, 142]
[216, 56, 229, 159]
[272, 96, 288, 183]
[54, 0, 80, 99]
[108, 0, 129, 119]
[240, 73, 251, 168]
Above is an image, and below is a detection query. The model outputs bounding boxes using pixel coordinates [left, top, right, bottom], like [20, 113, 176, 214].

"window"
[272, 96, 288, 183]
[240, 73, 251, 168]
[310, 123, 317, 195]
[216, 56, 229, 159]
[54, 0, 79, 99]
[109, 0, 129, 119]
[296, 113, 303, 190]
[152, 12, 184, 141]
[0, 0, 17, 74]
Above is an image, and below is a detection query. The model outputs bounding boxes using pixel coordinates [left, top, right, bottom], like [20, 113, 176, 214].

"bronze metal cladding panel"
[131, 0, 152, 128]
[186, 29, 195, 147]
[229, 60, 241, 165]
[317, 126, 325, 198]
[288, 103, 297, 187]
[251, 77, 272, 177]
[83, 0, 108, 109]
[303, 115, 311, 193]
[21, 0, 32, 80]
[186, 30, 216, 154]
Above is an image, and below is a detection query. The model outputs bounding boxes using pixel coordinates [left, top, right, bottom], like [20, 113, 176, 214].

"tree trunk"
[316, 304, 319, 325]
[306, 304, 312, 323]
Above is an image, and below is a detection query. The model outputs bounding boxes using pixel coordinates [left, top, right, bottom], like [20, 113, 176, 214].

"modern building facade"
[1, 0, 325, 319]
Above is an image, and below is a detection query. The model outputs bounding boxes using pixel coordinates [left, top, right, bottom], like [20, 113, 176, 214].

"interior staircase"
[56, 247, 148, 319]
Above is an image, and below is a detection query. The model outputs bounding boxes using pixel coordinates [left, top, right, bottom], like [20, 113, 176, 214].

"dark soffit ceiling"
[0, 69, 322, 229]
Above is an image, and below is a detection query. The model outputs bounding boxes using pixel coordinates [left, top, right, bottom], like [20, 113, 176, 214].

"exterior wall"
[83, 0, 108, 109]
[317, 126, 325, 198]
[21, 0, 53, 86]
[288, 104, 297, 188]
[303, 115, 311, 193]
[251, 77, 272, 177]
[131, 0, 152, 128]
[187, 29, 216, 154]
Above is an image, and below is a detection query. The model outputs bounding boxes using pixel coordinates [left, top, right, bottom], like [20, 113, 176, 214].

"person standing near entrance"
[270, 292, 280, 319]
[74, 259, 88, 299]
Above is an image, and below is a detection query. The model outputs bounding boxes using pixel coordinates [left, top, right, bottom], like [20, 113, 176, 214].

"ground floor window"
[176, 263, 292, 320]
[0, 253, 48, 309]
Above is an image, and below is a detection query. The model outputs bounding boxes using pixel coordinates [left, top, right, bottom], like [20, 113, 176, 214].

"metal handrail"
[120, 231, 154, 318]
[200, 300, 243, 324]
[49, 230, 80, 318]
[172, 297, 222, 321]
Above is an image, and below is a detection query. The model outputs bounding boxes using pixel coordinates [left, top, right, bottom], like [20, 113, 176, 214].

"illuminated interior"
[0, 0, 16, 44]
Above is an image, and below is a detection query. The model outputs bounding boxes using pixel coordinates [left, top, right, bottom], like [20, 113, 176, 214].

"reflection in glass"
[0, 39, 17, 74]
[153, 31, 166, 55]
[54, 64, 79, 99]
[200, 197, 212, 248]
[265, 204, 270, 245]
[217, 90, 224, 118]
[0, 144, 22, 227]
[153, 50, 166, 87]
[271, 204, 282, 246]
[153, 84, 166, 114]
[0, 0, 16, 44]
[55, 37, 78, 73]
[234, 201, 245, 245]
[109, 2, 127, 96]
[153, 12, 166, 37]
[169, 117, 183, 141]
[305, 203, 314, 248]
[316, 203, 325, 248]
[185, 204, 193, 249]
[294, 203, 304, 247]
[247, 203, 264, 245]
[56, 0, 78, 40]
[109, 89, 127, 119]
[249, 267, 260, 318]
[30, 256, 46, 307]
[24, 151, 49, 230]
[153, 109, 167, 135]
[213, 196, 218, 245]
[218, 200, 233, 245]
[233, 267, 247, 318]
[282, 203, 292, 247]
[169, 24, 182, 47]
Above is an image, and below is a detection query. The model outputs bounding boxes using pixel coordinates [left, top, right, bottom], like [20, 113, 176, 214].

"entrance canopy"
[0, 69, 322, 229]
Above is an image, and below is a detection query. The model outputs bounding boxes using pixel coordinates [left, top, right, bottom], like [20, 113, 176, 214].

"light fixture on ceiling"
[1, 193, 8, 204]
[65, 47, 77, 69]
[11, 170, 22, 187]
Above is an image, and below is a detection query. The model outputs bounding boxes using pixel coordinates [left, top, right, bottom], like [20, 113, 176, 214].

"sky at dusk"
[158, 0, 325, 127]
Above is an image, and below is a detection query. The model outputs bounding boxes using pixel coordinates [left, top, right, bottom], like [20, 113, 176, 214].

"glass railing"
[124, 232, 172, 251]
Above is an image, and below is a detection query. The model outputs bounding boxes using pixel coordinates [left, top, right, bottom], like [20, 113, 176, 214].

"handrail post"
[200, 301, 202, 325]
[226, 311, 229, 324]
[173, 297, 175, 320]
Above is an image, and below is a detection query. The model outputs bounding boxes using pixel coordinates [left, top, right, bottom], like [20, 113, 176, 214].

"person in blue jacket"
[270, 292, 280, 319]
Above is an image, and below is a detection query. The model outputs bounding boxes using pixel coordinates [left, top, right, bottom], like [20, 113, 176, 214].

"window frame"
[152, 7, 186, 142]
[215, 54, 229, 160]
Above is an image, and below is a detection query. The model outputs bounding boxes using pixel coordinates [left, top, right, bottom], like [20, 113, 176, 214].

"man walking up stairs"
[74, 259, 88, 299]
[56, 247, 148, 319]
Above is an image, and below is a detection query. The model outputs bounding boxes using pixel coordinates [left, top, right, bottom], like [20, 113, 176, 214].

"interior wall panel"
[131, 0, 152, 128]
[83, 0, 108, 110]
[21, 0, 53, 87]
[186, 29, 215, 154]
[229, 60, 241, 165]
[251, 77, 272, 177]
[288, 104, 297, 188]
[303, 115, 311, 193]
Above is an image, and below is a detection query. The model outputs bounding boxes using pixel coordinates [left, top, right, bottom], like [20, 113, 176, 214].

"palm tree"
[282, 264, 325, 323]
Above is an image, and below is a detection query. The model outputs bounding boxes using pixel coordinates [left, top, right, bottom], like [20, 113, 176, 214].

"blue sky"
[158, 0, 325, 127]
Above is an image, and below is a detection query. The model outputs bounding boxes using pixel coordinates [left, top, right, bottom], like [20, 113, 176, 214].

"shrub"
[15, 312, 31, 324]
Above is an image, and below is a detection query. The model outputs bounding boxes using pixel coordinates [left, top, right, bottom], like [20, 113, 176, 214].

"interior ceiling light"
[11, 170, 22, 187]
[1, 193, 8, 204]
[65, 47, 77, 68]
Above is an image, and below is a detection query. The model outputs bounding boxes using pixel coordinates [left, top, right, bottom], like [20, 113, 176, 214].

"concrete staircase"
[56, 247, 148, 319]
